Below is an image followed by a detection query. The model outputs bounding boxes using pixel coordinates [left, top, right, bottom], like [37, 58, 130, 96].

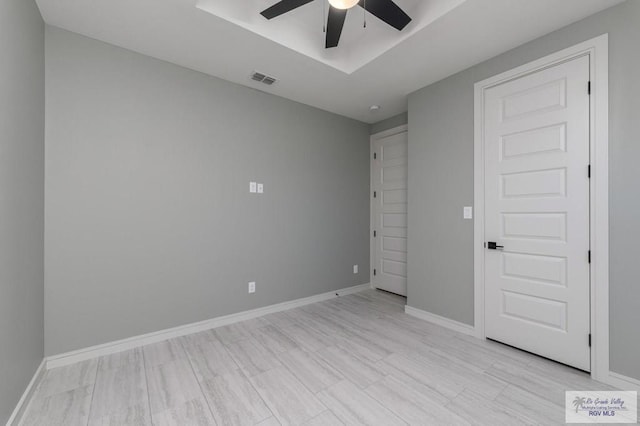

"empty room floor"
[21, 290, 614, 425]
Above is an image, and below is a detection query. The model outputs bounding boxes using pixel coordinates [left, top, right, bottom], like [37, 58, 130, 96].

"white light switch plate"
[257, 183, 264, 194]
[464, 206, 473, 219]
[353, 265, 358, 274]
[250, 182, 257, 193]
[248, 281, 256, 294]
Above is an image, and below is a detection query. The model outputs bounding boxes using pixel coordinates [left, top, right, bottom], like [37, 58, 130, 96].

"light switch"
[257, 183, 264, 194]
[250, 182, 257, 193]
[353, 265, 358, 274]
[463, 206, 473, 219]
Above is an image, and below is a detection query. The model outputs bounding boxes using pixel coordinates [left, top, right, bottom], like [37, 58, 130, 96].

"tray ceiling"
[35, 0, 624, 122]
[196, 0, 466, 74]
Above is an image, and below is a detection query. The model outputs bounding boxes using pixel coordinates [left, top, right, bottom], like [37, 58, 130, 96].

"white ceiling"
[195, 0, 466, 74]
[35, 0, 623, 123]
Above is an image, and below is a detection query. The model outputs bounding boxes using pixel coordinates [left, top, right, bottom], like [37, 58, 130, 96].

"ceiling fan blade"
[326, 6, 348, 48]
[260, 0, 314, 19]
[359, 0, 411, 31]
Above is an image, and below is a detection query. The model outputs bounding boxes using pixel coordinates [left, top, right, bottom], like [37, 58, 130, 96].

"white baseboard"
[404, 305, 475, 336]
[6, 359, 46, 426]
[604, 371, 640, 392]
[46, 283, 370, 369]
[404, 308, 640, 392]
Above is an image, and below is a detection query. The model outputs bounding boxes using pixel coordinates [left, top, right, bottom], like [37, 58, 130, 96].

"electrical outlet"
[353, 265, 358, 274]
[249, 182, 257, 193]
[248, 281, 256, 294]
[257, 183, 264, 194]
[463, 206, 473, 219]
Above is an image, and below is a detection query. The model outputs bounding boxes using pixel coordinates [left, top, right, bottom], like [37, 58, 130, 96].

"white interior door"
[483, 55, 591, 371]
[372, 129, 408, 296]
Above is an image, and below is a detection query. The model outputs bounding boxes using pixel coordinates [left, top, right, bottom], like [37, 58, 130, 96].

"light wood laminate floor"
[22, 290, 617, 425]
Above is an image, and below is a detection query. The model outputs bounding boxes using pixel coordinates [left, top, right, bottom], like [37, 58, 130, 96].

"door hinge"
[373, 230, 377, 238]
[588, 164, 591, 178]
[373, 191, 377, 198]
[588, 81, 591, 95]
[373, 152, 377, 160]
[589, 333, 592, 347]
[588, 250, 591, 263]
[373, 268, 377, 276]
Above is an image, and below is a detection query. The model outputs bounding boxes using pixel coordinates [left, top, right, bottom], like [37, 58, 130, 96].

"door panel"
[501, 252, 567, 286]
[501, 213, 567, 241]
[372, 130, 408, 296]
[501, 291, 567, 330]
[483, 55, 591, 371]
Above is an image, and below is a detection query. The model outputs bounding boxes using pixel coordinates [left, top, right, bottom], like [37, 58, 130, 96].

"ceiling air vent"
[250, 71, 277, 86]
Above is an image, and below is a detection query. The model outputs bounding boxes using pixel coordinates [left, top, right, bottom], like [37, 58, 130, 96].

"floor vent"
[250, 71, 277, 86]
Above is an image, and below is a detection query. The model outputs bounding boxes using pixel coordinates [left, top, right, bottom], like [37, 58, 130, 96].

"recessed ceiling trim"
[195, 0, 467, 74]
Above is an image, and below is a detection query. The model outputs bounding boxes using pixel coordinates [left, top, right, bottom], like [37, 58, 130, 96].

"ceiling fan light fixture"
[328, 0, 359, 10]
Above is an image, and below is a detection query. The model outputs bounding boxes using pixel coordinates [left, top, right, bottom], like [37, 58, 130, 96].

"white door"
[372, 129, 408, 296]
[483, 55, 591, 371]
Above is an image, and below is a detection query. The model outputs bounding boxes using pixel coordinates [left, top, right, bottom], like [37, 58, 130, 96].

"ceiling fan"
[260, 0, 412, 48]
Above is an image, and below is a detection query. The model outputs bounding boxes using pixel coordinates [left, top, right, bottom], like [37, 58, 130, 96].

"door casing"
[473, 34, 609, 381]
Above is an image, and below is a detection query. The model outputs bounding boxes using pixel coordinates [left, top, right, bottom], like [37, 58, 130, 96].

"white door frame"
[473, 34, 609, 381]
[370, 124, 408, 292]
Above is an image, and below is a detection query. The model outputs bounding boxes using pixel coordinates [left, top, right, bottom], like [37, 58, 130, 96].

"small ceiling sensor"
[370, 105, 381, 112]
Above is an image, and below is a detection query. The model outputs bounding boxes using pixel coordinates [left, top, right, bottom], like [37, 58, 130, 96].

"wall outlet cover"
[248, 281, 256, 293]
[250, 182, 257, 193]
[353, 265, 358, 274]
[463, 206, 473, 219]
[257, 183, 264, 194]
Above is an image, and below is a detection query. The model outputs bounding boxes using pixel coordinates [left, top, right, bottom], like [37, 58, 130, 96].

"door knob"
[487, 242, 504, 250]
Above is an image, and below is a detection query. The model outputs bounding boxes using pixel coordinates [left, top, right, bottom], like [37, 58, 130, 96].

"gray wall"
[0, 0, 45, 422]
[370, 112, 408, 135]
[407, 0, 640, 380]
[44, 27, 370, 356]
